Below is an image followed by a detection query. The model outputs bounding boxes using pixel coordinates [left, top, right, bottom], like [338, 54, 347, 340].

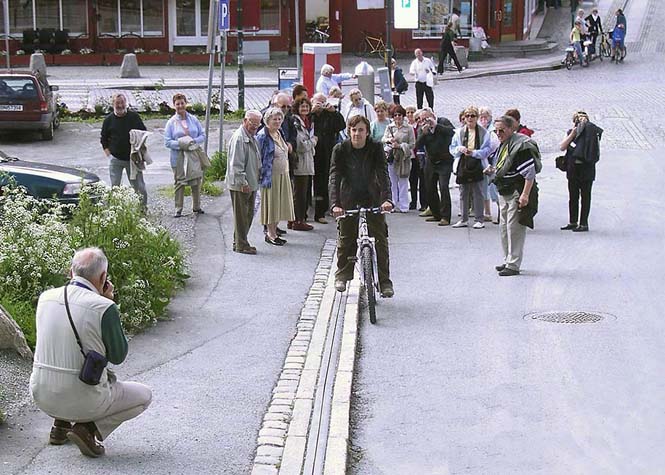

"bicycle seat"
[565, 46, 575, 52]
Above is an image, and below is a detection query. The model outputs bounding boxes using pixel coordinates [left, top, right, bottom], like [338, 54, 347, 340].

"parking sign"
[219, 0, 230, 31]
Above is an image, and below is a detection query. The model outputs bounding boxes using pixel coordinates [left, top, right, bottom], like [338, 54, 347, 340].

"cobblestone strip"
[323, 279, 360, 475]
[251, 239, 337, 475]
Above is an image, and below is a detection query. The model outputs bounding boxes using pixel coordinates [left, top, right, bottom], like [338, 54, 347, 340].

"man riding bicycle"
[329, 115, 394, 297]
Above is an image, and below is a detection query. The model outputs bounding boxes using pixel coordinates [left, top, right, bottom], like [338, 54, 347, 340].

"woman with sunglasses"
[382, 105, 416, 213]
[450, 106, 493, 229]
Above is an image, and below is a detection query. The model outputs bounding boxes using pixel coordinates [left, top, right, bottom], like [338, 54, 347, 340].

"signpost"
[219, 0, 230, 153]
[278, 68, 299, 92]
[204, 0, 219, 154]
[3, 0, 10, 69]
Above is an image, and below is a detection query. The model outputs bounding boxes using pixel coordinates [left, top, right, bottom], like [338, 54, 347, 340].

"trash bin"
[355, 61, 375, 105]
[454, 45, 468, 69]
[375, 67, 392, 103]
[469, 37, 482, 52]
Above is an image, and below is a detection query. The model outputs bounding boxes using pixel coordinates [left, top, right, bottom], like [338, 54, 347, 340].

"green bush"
[205, 150, 227, 181]
[0, 182, 188, 340]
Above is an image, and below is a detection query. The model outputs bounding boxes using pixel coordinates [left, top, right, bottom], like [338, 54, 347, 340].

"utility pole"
[385, 0, 392, 80]
[237, 0, 245, 111]
[3, 0, 10, 69]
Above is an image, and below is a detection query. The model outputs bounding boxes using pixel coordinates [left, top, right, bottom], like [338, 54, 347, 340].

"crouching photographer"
[30, 247, 152, 458]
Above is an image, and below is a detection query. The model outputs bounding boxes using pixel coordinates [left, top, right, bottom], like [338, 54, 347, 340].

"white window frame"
[12, 0, 89, 36]
[100, 0, 164, 37]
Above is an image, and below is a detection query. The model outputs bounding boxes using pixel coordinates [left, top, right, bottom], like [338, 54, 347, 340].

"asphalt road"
[349, 1, 665, 472]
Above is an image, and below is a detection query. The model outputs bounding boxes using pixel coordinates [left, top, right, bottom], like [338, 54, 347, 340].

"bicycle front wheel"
[355, 39, 369, 57]
[361, 246, 377, 324]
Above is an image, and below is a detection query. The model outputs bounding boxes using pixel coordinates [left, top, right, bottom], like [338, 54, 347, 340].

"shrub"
[205, 151, 227, 181]
[0, 182, 188, 340]
[70, 184, 189, 332]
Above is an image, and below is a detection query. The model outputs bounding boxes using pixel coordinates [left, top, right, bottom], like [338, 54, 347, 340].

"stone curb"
[250, 239, 337, 475]
[323, 279, 360, 475]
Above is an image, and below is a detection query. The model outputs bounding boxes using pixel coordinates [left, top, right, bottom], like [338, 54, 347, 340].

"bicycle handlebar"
[337, 207, 388, 219]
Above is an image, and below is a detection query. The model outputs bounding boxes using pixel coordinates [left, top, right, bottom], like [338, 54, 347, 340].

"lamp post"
[237, 0, 245, 111]
[3, 0, 10, 69]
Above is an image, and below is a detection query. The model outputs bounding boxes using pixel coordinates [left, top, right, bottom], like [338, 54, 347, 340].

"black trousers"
[336, 213, 391, 286]
[293, 175, 310, 222]
[437, 43, 462, 73]
[409, 158, 428, 209]
[314, 155, 330, 220]
[568, 178, 593, 226]
[424, 159, 453, 221]
[415, 81, 434, 109]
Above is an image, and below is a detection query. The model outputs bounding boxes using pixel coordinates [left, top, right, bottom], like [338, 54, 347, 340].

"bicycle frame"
[342, 208, 381, 294]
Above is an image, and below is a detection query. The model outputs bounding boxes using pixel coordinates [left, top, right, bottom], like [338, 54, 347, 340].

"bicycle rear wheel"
[355, 39, 369, 57]
[361, 246, 377, 324]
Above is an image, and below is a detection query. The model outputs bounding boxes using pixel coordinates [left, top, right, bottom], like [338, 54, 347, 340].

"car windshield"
[0, 78, 39, 100]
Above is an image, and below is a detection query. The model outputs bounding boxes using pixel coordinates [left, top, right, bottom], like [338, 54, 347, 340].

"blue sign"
[219, 0, 230, 31]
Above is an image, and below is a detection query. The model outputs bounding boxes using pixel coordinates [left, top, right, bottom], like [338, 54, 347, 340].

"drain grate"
[524, 311, 609, 324]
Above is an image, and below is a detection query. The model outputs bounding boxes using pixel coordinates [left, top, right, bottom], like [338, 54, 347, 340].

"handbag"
[555, 155, 567, 171]
[64, 285, 108, 386]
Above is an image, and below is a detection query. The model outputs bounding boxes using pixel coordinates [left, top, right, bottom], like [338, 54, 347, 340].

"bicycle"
[609, 28, 626, 64]
[338, 207, 387, 324]
[563, 45, 577, 70]
[305, 24, 330, 43]
[355, 31, 387, 59]
[599, 32, 612, 60]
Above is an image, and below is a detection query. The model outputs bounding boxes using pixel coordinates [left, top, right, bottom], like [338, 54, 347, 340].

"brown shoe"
[67, 423, 105, 457]
[425, 216, 439, 222]
[49, 419, 72, 445]
[292, 221, 314, 231]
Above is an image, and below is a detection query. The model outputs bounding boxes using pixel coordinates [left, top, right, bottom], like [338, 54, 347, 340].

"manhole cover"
[524, 311, 610, 324]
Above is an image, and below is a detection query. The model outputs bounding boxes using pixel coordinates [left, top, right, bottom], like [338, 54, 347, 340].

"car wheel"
[53, 112, 60, 130]
[42, 121, 54, 140]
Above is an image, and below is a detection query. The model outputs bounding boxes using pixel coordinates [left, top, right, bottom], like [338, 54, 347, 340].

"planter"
[172, 53, 212, 66]
[8, 55, 31, 67]
[136, 53, 170, 65]
[103, 53, 125, 66]
[52, 53, 104, 66]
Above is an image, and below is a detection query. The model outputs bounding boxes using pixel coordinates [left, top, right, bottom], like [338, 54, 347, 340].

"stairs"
[486, 39, 560, 58]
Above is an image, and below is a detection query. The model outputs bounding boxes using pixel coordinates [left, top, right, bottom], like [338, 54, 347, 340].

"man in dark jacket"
[311, 93, 346, 223]
[100, 93, 147, 207]
[329, 115, 394, 297]
[415, 109, 455, 225]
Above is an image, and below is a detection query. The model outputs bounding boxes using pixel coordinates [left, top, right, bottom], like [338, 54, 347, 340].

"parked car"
[0, 70, 60, 140]
[0, 150, 99, 204]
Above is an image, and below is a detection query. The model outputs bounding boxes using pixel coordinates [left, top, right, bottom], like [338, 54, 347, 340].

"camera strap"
[63, 285, 88, 359]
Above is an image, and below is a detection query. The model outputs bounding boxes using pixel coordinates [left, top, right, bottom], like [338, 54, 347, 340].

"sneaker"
[495, 264, 506, 272]
[472, 222, 485, 229]
[452, 220, 468, 228]
[498, 267, 520, 276]
[438, 219, 450, 226]
[335, 280, 347, 292]
[483, 215, 493, 222]
[380, 283, 394, 298]
[67, 423, 105, 458]
[418, 207, 432, 217]
[49, 420, 72, 445]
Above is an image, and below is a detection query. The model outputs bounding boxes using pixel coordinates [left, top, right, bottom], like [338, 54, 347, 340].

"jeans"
[424, 159, 453, 221]
[109, 157, 147, 208]
[572, 41, 584, 66]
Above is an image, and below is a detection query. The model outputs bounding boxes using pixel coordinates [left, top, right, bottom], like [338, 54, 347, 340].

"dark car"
[0, 70, 60, 140]
[0, 150, 100, 204]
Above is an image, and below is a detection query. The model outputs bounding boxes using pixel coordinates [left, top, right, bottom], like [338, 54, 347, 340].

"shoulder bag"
[64, 286, 108, 386]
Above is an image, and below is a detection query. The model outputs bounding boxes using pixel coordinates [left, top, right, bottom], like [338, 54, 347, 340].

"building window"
[6, 0, 88, 35]
[260, 0, 280, 32]
[99, 0, 164, 36]
[412, 0, 473, 39]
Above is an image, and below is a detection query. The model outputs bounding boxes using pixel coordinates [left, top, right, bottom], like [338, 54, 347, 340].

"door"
[487, 0, 517, 43]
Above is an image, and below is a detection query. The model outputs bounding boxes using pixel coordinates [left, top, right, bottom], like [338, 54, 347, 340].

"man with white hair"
[409, 48, 436, 109]
[316, 64, 355, 96]
[341, 88, 377, 124]
[30, 247, 152, 457]
[227, 110, 263, 254]
[100, 93, 148, 207]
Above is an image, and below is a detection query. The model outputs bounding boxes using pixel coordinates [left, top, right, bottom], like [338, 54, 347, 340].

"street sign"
[278, 68, 300, 91]
[219, 0, 230, 31]
[394, 0, 419, 29]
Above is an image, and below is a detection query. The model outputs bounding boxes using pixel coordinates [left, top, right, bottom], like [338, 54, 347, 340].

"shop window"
[7, 1, 35, 35]
[99, 0, 164, 36]
[35, 0, 60, 29]
[62, 0, 87, 34]
[412, 0, 473, 39]
[176, 0, 196, 36]
[7, 0, 87, 35]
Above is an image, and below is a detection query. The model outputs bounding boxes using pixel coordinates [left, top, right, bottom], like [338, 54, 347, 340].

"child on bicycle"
[570, 20, 585, 67]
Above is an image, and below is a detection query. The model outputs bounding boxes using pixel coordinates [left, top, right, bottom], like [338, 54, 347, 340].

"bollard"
[120, 53, 141, 78]
[355, 61, 375, 106]
[29, 53, 47, 80]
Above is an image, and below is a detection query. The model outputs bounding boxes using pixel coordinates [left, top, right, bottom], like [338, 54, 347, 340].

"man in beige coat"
[30, 247, 152, 457]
